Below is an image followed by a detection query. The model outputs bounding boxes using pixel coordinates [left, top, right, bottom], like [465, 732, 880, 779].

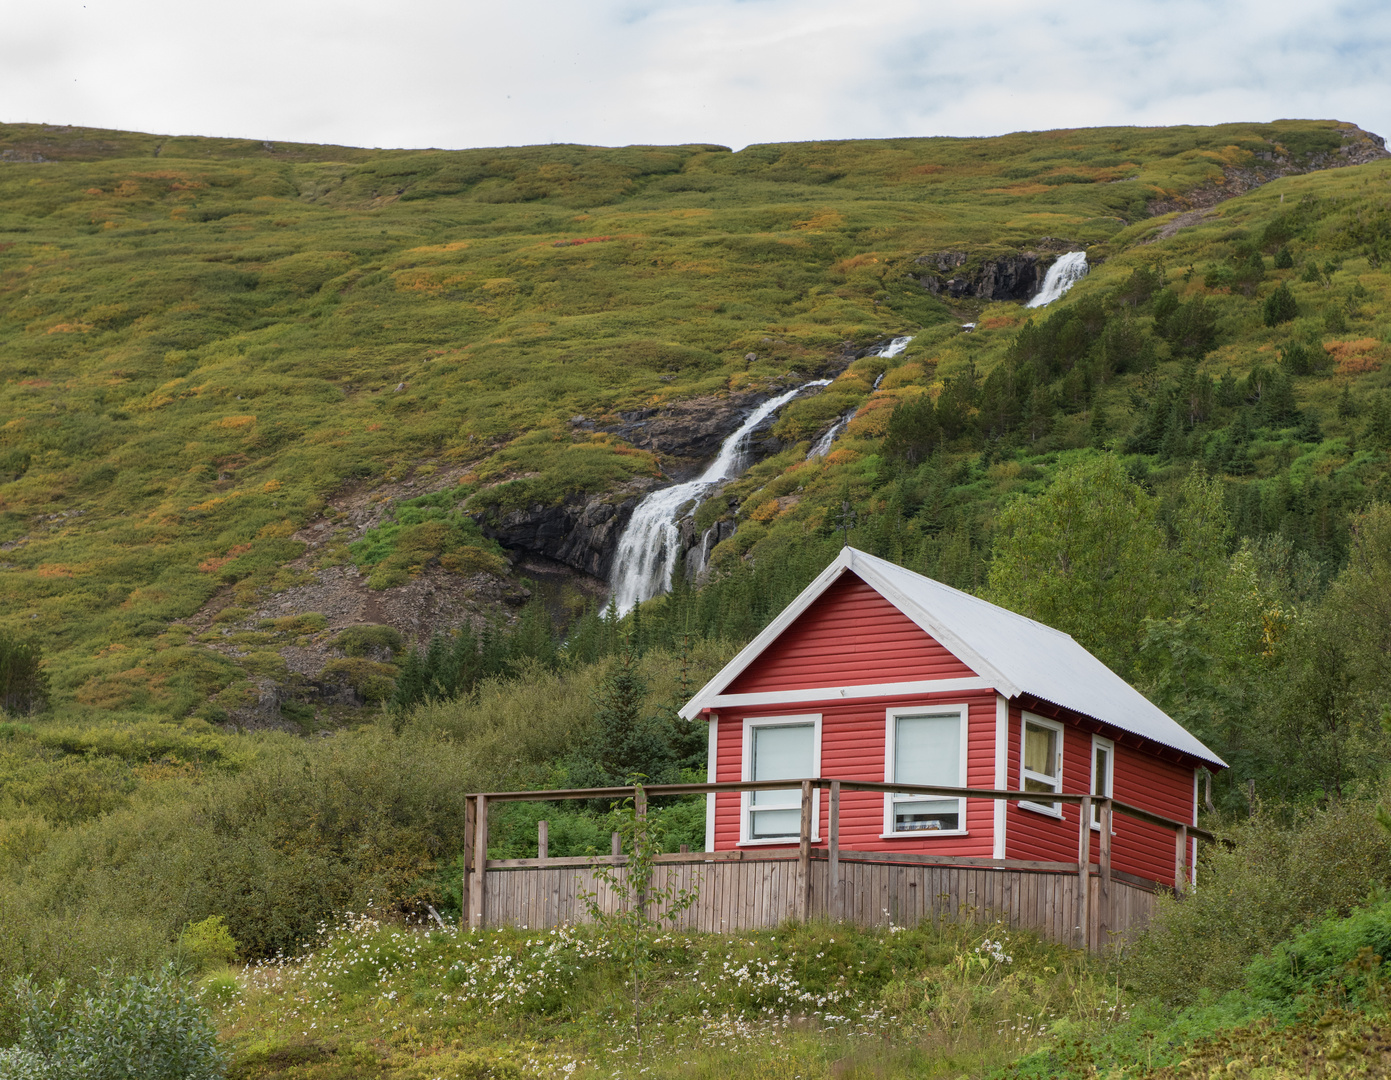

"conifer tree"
[0, 634, 49, 715]
[568, 636, 680, 790]
[1263, 282, 1299, 326]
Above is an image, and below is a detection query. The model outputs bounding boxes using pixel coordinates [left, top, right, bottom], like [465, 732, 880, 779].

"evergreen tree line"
[879, 201, 1360, 470]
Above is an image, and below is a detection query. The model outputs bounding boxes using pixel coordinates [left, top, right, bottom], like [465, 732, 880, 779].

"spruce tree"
[572, 638, 677, 788]
[0, 634, 49, 715]
[1263, 282, 1299, 326]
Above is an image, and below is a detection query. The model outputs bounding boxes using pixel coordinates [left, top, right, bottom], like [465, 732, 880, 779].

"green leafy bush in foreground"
[1123, 799, 1391, 1006]
[1246, 896, 1391, 1008]
[2, 963, 223, 1080]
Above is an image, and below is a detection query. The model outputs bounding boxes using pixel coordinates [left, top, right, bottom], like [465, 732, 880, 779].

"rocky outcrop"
[474, 480, 661, 579]
[485, 359, 867, 577]
[917, 250, 1076, 302]
[1149, 124, 1388, 216]
[587, 377, 846, 478]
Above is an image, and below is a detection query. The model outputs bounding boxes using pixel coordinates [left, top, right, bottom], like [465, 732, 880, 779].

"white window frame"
[882, 704, 970, 838]
[1090, 734, 1115, 830]
[739, 713, 821, 846]
[1019, 712, 1065, 818]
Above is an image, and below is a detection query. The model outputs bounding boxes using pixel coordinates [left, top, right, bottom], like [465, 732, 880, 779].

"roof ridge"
[851, 548, 1074, 640]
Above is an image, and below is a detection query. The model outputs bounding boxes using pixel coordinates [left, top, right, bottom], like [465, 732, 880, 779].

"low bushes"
[1125, 799, 1391, 1004]
[3, 963, 223, 1080]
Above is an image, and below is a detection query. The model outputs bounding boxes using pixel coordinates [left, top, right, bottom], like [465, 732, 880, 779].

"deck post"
[469, 794, 488, 930]
[1174, 823, 1188, 897]
[538, 819, 548, 863]
[797, 779, 813, 922]
[611, 831, 622, 858]
[634, 786, 648, 913]
[461, 795, 476, 930]
[1077, 795, 1092, 951]
[829, 780, 842, 922]
[1098, 799, 1112, 949]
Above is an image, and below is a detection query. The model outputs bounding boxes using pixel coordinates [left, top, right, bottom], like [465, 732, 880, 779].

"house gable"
[724, 571, 977, 694]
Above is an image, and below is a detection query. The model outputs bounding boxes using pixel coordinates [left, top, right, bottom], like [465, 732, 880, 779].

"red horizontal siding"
[1110, 744, 1195, 887]
[711, 689, 997, 856]
[726, 572, 976, 693]
[1003, 704, 1196, 887]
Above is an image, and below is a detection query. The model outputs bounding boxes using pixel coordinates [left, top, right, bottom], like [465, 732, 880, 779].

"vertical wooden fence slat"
[538, 820, 548, 863]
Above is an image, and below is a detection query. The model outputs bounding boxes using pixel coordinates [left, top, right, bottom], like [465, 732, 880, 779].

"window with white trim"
[742, 715, 820, 842]
[1090, 735, 1114, 828]
[1020, 714, 1064, 815]
[884, 706, 968, 835]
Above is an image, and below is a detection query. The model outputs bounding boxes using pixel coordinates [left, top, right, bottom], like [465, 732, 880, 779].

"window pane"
[1092, 745, 1110, 825]
[1023, 777, 1055, 794]
[751, 723, 812, 808]
[1024, 723, 1058, 778]
[895, 714, 961, 787]
[894, 803, 959, 831]
[750, 807, 801, 839]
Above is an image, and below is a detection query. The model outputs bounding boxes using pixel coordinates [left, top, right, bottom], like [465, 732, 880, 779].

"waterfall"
[807, 413, 853, 460]
[687, 524, 720, 583]
[608, 379, 830, 614]
[877, 335, 913, 359]
[806, 335, 911, 462]
[1025, 251, 1088, 308]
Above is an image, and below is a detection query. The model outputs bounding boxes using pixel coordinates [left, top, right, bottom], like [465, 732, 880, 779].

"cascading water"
[807, 413, 853, 460]
[876, 335, 913, 359]
[1025, 251, 1088, 308]
[608, 379, 830, 614]
[805, 335, 911, 462]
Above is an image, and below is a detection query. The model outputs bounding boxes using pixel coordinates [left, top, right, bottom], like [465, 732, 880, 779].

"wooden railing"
[460, 779, 1212, 949]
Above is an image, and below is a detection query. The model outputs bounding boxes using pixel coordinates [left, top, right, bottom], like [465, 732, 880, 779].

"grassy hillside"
[5, 117, 1391, 1078]
[2, 118, 1387, 730]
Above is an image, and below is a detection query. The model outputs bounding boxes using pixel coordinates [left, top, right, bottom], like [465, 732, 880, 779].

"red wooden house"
[681, 547, 1226, 890]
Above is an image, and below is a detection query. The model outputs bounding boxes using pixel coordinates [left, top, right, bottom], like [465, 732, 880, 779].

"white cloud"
[1, 0, 1387, 151]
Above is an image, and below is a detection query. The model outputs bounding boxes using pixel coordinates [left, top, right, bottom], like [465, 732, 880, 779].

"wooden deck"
[460, 778, 1206, 953]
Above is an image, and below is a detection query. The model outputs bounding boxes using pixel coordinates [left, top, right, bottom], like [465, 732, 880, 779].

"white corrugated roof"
[680, 546, 1226, 768]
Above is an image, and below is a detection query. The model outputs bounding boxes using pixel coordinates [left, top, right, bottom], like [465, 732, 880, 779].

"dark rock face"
[917, 252, 1052, 302]
[480, 366, 856, 580]
[475, 481, 660, 580]
[593, 377, 841, 478]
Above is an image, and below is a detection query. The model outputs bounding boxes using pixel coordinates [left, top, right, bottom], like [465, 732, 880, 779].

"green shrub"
[332, 625, 405, 658]
[1245, 897, 1391, 1006]
[319, 658, 398, 703]
[8, 963, 224, 1080]
[1126, 800, 1391, 1005]
[177, 915, 239, 973]
[438, 546, 509, 577]
[1274, 244, 1294, 269]
[257, 613, 327, 634]
[366, 566, 409, 591]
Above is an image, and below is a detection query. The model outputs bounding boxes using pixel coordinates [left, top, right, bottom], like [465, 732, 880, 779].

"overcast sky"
[6, 1, 1390, 152]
